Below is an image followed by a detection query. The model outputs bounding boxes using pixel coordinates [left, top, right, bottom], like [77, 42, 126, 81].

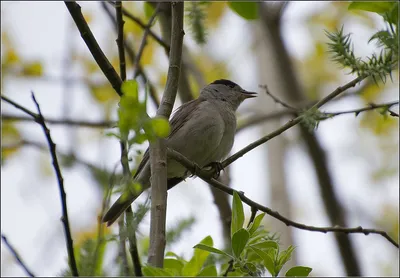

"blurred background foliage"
[1, 1, 398, 276]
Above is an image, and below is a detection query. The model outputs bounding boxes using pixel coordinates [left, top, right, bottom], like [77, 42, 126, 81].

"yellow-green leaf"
[150, 116, 171, 138]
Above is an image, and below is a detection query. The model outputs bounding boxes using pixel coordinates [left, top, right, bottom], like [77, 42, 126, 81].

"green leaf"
[197, 265, 218, 276]
[348, 1, 396, 14]
[248, 213, 265, 235]
[241, 262, 257, 274]
[232, 228, 250, 258]
[228, 1, 259, 20]
[142, 265, 175, 276]
[231, 192, 245, 237]
[285, 266, 312, 277]
[248, 240, 279, 251]
[164, 258, 184, 276]
[150, 116, 171, 138]
[193, 244, 232, 258]
[250, 247, 275, 276]
[121, 79, 139, 99]
[183, 236, 214, 276]
[276, 245, 296, 275]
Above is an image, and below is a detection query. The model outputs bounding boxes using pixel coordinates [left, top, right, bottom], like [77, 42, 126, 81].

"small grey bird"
[103, 79, 256, 226]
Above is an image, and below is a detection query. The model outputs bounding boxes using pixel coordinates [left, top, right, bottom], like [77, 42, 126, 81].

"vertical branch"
[147, 2, 184, 267]
[118, 217, 130, 276]
[115, 1, 142, 275]
[115, 1, 126, 81]
[30, 93, 79, 276]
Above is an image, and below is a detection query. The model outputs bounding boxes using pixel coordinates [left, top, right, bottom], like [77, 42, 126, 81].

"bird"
[103, 79, 257, 226]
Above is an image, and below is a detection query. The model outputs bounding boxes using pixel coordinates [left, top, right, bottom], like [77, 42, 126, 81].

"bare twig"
[1, 234, 35, 277]
[236, 100, 399, 133]
[222, 76, 365, 168]
[167, 148, 399, 248]
[125, 206, 143, 276]
[118, 217, 130, 276]
[2, 114, 115, 128]
[147, 2, 184, 267]
[323, 101, 399, 118]
[1, 94, 80, 276]
[133, 4, 161, 78]
[65, 1, 122, 96]
[115, 1, 126, 82]
[100, 1, 161, 107]
[260, 84, 298, 111]
[107, 1, 170, 53]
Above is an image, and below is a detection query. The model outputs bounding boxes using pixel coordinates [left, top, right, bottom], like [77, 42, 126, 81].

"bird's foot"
[204, 162, 224, 179]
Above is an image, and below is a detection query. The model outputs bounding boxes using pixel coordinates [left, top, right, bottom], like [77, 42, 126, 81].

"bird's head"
[201, 79, 257, 110]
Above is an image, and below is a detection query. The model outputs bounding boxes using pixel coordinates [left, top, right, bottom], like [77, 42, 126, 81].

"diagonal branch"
[166, 148, 399, 248]
[1, 93, 80, 276]
[107, 1, 170, 53]
[147, 2, 184, 267]
[133, 4, 161, 78]
[65, 1, 122, 96]
[100, 1, 160, 107]
[222, 76, 365, 168]
[1, 234, 35, 277]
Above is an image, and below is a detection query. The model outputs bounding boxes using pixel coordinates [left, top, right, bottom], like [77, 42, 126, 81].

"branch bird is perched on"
[103, 79, 257, 226]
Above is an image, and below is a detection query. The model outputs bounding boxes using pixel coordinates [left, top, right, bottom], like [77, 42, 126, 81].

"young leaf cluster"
[185, 2, 209, 45]
[140, 192, 312, 276]
[114, 80, 171, 146]
[326, 2, 398, 84]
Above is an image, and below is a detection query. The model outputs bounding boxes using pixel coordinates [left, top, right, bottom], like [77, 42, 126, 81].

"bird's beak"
[241, 90, 257, 99]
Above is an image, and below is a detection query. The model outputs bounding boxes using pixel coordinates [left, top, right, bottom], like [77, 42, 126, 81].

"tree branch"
[107, 1, 170, 53]
[166, 148, 399, 248]
[133, 4, 161, 78]
[222, 76, 365, 168]
[147, 2, 184, 267]
[100, 1, 160, 107]
[1, 94, 80, 276]
[1, 234, 35, 277]
[2, 114, 115, 128]
[65, 1, 122, 96]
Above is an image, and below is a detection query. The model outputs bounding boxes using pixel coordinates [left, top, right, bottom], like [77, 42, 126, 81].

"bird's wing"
[133, 98, 204, 179]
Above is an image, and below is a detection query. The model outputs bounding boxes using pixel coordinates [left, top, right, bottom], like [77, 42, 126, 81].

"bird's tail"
[102, 190, 142, 226]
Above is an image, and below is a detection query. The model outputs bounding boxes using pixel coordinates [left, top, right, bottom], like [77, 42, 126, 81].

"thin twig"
[222, 76, 365, 168]
[65, 1, 122, 96]
[260, 84, 298, 111]
[147, 2, 184, 267]
[2, 94, 80, 275]
[118, 217, 130, 276]
[107, 1, 170, 53]
[115, 1, 126, 82]
[114, 2, 143, 274]
[126, 206, 143, 276]
[322, 100, 399, 118]
[223, 259, 234, 277]
[31, 93, 79, 276]
[100, 1, 161, 107]
[236, 100, 399, 133]
[167, 148, 399, 248]
[2, 114, 115, 128]
[1, 234, 35, 277]
[247, 207, 258, 228]
[133, 4, 161, 78]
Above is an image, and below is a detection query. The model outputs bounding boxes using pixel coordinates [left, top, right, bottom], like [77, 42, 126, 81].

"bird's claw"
[204, 162, 224, 179]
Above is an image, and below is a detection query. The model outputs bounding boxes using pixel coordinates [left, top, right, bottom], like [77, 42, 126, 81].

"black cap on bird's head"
[210, 79, 257, 99]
